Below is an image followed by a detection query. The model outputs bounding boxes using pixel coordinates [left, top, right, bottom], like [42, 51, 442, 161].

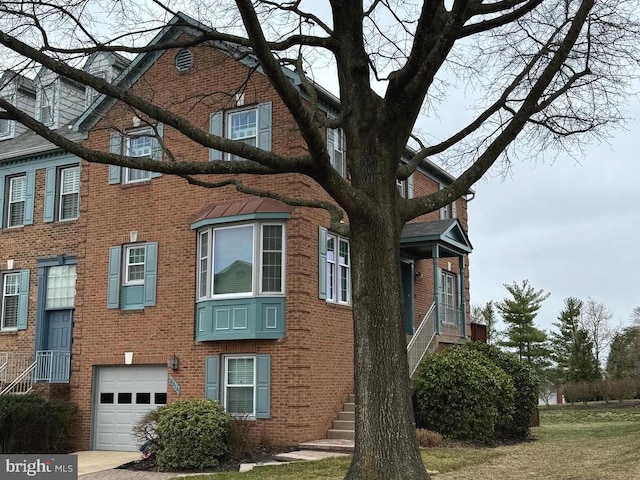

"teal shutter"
[43, 167, 56, 223]
[23, 170, 35, 225]
[205, 356, 220, 402]
[108, 132, 122, 184]
[107, 246, 121, 309]
[407, 173, 414, 199]
[257, 102, 272, 151]
[150, 124, 163, 178]
[209, 112, 223, 161]
[17, 269, 29, 330]
[318, 227, 327, 299]
[255, 355, 271, 419]
[143, 242, 158, 307]
[0, 176, 5, 227]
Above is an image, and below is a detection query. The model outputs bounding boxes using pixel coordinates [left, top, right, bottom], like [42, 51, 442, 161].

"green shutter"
[43, 167, 56, 223]
[318, 227, 327, 299]
[108, 132, 122, 184]
[257, 102, 272, 151]
[23, 170, 35, 225]
[209, 112, 223, 161]
[107, 246, 121, 309]
[205, 356, 220, 402]
[150, 124, 163, 178]
[17, 269, 30, 330]
[0, 176, 5, 227]
[143, 242, 158, 307]
[255, 354, 271, 419]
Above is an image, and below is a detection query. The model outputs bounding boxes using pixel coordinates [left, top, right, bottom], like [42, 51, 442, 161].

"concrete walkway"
[75, 449, 349, 479]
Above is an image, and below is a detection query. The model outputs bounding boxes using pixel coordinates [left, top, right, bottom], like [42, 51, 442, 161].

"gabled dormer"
[0, 70, 36, 141]
[83, 52, 130, 108]
[34, 67, 86, 129]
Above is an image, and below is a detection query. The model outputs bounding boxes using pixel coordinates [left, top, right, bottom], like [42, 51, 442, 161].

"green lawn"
[171, 403, 640, 480]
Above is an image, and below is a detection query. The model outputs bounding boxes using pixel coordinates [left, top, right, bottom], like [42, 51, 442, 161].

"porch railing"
[0, 353, 34, 385]
[0, 361, 36, 395]
[34, 351, 71, 383]
[407, 302, 437, 379]
[438, 303, 464, 337]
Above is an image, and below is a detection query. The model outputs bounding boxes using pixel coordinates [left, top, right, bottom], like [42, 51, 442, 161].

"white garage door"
[94, 365, 168, 451]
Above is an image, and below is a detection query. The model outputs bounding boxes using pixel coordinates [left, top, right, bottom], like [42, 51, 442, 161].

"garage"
[93, 365, 168, 451]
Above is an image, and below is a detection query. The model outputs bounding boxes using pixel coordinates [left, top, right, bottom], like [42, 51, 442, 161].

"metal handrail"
[0, 361, 36, 396]
[407, 302, 437, 378]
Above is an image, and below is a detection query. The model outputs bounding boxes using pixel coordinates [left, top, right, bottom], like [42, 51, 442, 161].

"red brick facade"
[0, 29, 471, 451]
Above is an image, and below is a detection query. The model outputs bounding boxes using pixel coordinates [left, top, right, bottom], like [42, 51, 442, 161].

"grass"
[169, 402, 640, 480]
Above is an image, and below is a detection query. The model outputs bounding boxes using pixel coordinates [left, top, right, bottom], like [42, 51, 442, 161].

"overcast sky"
[466, 97, 640, 334]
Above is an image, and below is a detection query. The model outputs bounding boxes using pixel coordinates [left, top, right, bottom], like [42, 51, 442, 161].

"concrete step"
[273, 450, 350, 462]
[338, 411, 355, 421]
[332, 419, 355, 431]
[343, 402, 355, 412]
[348, 393, 355, 403]
[327, 429, 355, 441]
[298, 439, 355, 452]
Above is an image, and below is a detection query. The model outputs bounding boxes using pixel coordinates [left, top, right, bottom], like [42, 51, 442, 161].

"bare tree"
[581, 297, 616, 367]
[1, 1, 639, 479]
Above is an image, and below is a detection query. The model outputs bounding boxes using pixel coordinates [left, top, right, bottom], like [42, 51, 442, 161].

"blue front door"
[42, 310, 72, 382]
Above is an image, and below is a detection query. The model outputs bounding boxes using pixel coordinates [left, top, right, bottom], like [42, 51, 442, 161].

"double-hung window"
[327, 128, 347, 178]
[7, 175, 26, 227]
[197, 223, 285, 299]
[1, 273, 20, 330]
[124, 245, 146, 285]
[320, 229, 351, 305]
[59, 166, 80, 221]
[397, 173, 414, 199]
[227, 109, 257, 161]
[125, 133, 153, 183]
[224, 357, 255, 415]
[440, 270, 458, 324]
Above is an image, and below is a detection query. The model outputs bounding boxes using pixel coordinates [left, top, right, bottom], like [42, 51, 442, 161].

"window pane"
[118, 392, 133, 404]
[261, 225, 283, 293]
[100, 393, 114, 404]
[227, 387, 254, 414]
[125, 168, 151, 182]
[198, 231, 209, 298]
[0, 118, 10, 135]
[338, 240, 350, 303]
[230, 110, 257, 140]
[46, 265, 76, 309]
[136, 392, 151, 404]
[326, 237, 335, 301]
[127, 246, 146, 283]
[2, 273, 20, 329]
[154, 392, 167, 405]
[227, 358, 254, 385]
[214, 226, 253, 295]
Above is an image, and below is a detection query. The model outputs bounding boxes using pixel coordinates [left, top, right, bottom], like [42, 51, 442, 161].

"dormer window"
[0, 118, 9, 136]
[39, 85, 54, 126]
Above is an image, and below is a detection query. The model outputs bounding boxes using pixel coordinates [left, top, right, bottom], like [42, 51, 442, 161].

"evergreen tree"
[607, 326, 640, 379]
[549, 297, 582, 382]
[567, 329, 601, 382]
[497, 280, 550, 365]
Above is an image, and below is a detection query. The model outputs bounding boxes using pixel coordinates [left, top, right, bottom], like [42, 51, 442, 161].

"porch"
[0, 351, 71, 395]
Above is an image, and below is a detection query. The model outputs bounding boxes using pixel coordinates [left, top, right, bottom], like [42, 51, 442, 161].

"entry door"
[44, 310, 72, 382]
[401, 262, 414, 334]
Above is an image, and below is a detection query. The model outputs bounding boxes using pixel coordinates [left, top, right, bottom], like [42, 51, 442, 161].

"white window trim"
[223, 355, 257, 418]
[197, 222, 286, 301]
[326, 232, 351, 305]
[225, 106, 258, 161]
[123, 128, 153, 184]
[330, 128, 347, 178]
[7, 175, 26, 228]
[1, 272, 20, 331]
[58, 165, 80, 221]
[198, 230, 210, 300]
[124, 244, 146, 286]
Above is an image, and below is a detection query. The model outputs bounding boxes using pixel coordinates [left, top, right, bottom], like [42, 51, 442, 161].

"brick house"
[0, 13, 473, 451]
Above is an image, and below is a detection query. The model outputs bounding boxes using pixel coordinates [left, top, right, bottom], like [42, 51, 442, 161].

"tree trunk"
[344, 216, 429, 480]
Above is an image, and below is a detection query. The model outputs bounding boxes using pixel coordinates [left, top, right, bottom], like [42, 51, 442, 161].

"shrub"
[415, 429, 442, 448]
[0, 394, 76, 453]
[154, 399, 231, 471]
[414, 346, 515, 444]
[464, 342, 539, 440]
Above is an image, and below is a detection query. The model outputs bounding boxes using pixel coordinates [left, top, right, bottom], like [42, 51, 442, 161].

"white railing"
[0, 361, 36, 395]
[0, 352, 8, 382]
[34, 351, 71, 383]
[407, 302, 437, 378]
[0, 353, 34, 385]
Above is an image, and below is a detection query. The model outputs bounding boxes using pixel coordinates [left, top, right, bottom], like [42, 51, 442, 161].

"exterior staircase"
[327, 393, 355, 441]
